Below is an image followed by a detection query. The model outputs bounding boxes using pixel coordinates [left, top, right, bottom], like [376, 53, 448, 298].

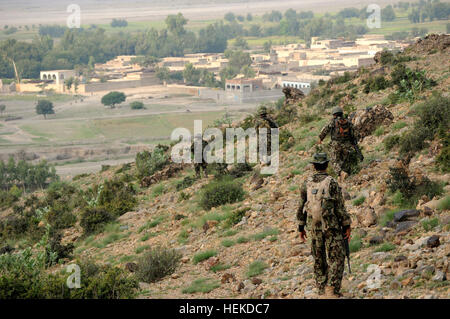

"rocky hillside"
[1, 34, 449, 299]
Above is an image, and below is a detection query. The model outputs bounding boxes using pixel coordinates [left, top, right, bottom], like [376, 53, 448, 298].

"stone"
[395, 221, 417, 233]
[426, 235, 440, 248]
[181, 256, 190, 263]
[221, 273, 236, 284]
[432, 270, 445, 282]
[206, 257, 220, 269]
[236, 281, 245, 292]
[369, 236, 384, 245]
[393, 209, 420, 223]
[394, 255, 407, 262]
[251, 278, 263, 285]
[356, 207, 378, 227]
[125, 262, 138, 272]
[390, 280, 401, 290]
[401, 277, 414, 286]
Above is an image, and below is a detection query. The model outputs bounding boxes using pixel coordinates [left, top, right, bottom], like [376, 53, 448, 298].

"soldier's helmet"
[332, 106, 343, 116]
[257, 106, 268, 117]
[310, 152, 330, 164]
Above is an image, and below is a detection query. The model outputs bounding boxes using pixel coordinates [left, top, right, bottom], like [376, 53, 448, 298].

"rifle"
[343, 236, 351, 274]
[353, 143, 364, 162]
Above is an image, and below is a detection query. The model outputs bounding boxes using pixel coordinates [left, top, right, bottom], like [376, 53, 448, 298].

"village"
[1, 34, 410, 104]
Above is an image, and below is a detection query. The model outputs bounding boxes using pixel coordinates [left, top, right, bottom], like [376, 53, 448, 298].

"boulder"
[348, 105, 394, 141]
[393, 209, 421, 222]
[426, 235, 440, 248]
[356, 206, 378, 227]
[395, 221, 417, 233]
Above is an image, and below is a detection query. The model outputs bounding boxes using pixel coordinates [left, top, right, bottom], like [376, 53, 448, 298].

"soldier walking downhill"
[254, 106, 279, 165]
[297, 153, 352, 298]
[318, 106, 363, 178]
[191, 134, 209, 178]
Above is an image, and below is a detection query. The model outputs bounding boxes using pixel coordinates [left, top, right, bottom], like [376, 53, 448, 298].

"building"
[281, 80, 311, 90]
[225, 78, 263, 93]
[40, 70, 76, 85]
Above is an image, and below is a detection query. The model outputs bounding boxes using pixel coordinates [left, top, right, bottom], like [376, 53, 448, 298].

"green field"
[19, 111, 225, 144]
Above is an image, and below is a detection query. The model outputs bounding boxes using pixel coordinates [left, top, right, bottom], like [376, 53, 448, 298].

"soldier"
[318, 106, 363, 178]
[191, 134, 209, 178]
[297, 153, 351, 298]
[255, 106, 279, 164]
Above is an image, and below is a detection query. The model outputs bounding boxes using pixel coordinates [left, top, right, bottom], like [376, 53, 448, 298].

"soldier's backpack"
[303, 176, 333, 231]
[333, 118, 351, 140]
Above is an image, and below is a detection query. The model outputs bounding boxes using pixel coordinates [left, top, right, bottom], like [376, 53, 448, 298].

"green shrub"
[135, 145, 169, 178]
[192, 250, 217, 264]
[383, 135, 400, 152]
[199, 177, 245, 210]
[237, 236, 250, 244]
[353, 196, 366, 207]
[228, 163, 253, 178]
[437, 196, 450, 211]
[363, 76, 389, 93]
[95, 179, 137, 217]
[380, 210, 396, 227]
[375, 243, 396, 252]
[130, 101, 145, 109]
[221, 239, 235, 247]
[246, 260, 268, 278]
[436, 143, 450, 172]
[349, 236, 363, 253]
[176, 175, 196, 191]
[152, 184, 166, 197]
[392, 121, 407, 131]
[280, 129, 294, 151]
[0, 185, 21, 209]
[223, 207, 249, 228]
[80, 207, 113, 235]
[182, 278, 220, 294]
[252, 228, 279, 241]
[136, 247, 181, 283]
[210, 263, 231, 273]
[422, 218, 439, 231]
[0, 253, 138, 299]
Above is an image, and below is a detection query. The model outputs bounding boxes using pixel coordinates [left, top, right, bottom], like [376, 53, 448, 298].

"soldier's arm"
[296, 182, 308, 231]
[330, 179, 351, 228]
[318, 120, 332, 141]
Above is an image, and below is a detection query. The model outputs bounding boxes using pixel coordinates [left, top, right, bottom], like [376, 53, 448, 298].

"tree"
[111, 19, 128, 28]
[0, 104, 5, 115]
[237, 15, 245, 22]
[101, 91, 126, 108]
[263, 40, 272, 53]
[224, 12, 236, 22]
[246, 13, 253, 21]
[234, 37, 249, 50]
[381, 5, 396, 21]
[36, 100, 54, 119]
[165, 13, 188, 36]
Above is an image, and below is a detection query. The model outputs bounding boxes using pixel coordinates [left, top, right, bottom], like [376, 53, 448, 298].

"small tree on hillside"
[36, 100, 54, 119]
[0, 104, 5, 115]
[101, 91, 126, 108]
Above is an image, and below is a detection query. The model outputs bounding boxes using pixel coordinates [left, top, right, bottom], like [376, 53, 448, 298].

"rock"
[356, 206, 378, 227]
[203, 220, 219, 233]
[369, 236, 384, 245]
[125, 262, 138, 272]
[119, 225, 129, 231]
[390, 280, 401, 290]
[171, 273, 180, 279]
[401, 277, 414, 287]
[432, 270, 445, 282]
[282, 87, 305, 105]
[251, 278, 263, 285]
[181, 256, 190, 263]
[395, 221, 417, 233]
[426, 235, 440, 248]
[221, 273, 236, 284]
[206, 257, 220, 269]
[393, 209, 420, 222]
[394, 255, 407, 262]
[349, 104, 394, 140]
[236, 281, 245, 293]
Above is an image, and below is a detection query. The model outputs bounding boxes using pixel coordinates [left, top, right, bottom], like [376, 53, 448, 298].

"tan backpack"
[303, 176, 333, 231]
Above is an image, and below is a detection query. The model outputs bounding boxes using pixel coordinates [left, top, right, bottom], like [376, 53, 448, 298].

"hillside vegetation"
[0, 35, 449, 299]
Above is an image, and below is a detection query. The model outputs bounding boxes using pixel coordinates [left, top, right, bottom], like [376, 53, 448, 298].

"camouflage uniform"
[319, 115, 360, 175]
[297, 171, 351, 294]
[191, 137, 209, 178]
[254, 106, 279, 162]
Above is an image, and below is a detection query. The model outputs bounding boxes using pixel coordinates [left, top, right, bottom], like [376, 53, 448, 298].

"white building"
[40, 70, 76, 85]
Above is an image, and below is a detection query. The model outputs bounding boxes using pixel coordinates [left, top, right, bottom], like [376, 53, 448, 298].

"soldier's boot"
[324, 286, 340, 299]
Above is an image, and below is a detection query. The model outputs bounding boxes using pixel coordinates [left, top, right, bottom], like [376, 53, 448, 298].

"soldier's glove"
[343, 226, 351, 241]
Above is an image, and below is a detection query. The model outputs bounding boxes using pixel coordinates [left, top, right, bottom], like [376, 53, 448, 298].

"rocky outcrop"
[140, 163, 185, 187]
[282, 87, 305, 106]
[349, 104, 394, 141]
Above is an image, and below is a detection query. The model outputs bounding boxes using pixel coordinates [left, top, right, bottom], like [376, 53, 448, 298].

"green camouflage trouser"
[329, 140, 359, 175]
[194, 162, 208, 178]
[310, 228, 345, 294]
